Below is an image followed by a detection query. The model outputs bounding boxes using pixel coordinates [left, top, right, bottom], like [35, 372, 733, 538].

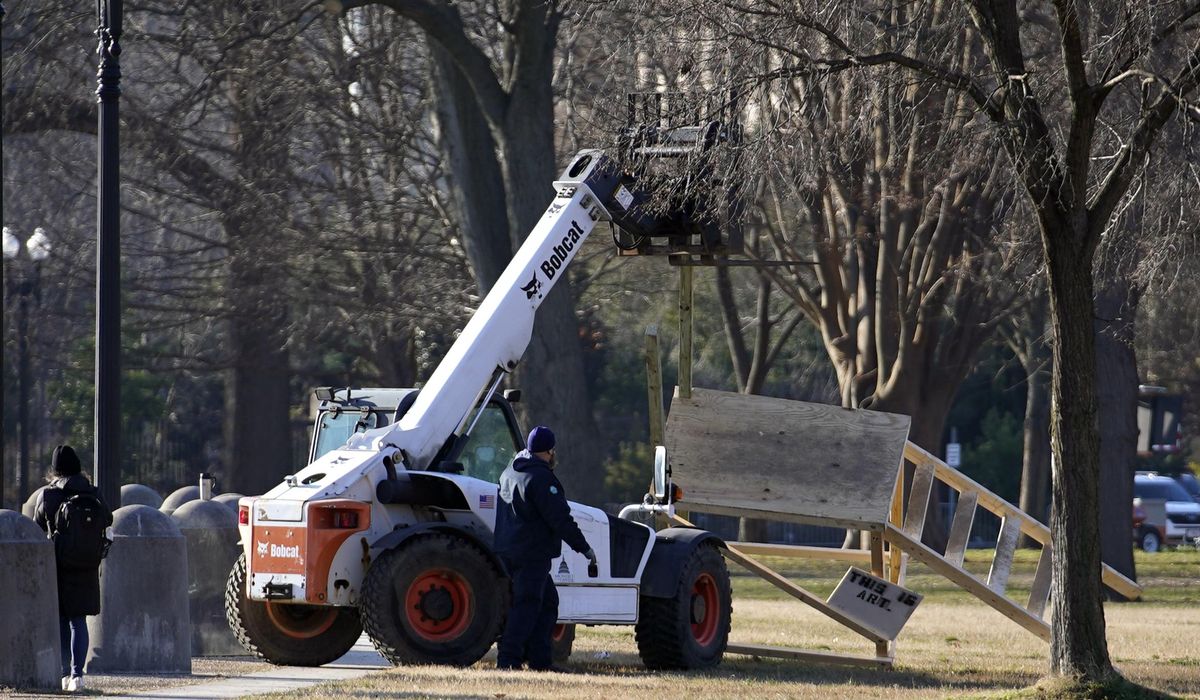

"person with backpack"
[33, 445, 113, 693]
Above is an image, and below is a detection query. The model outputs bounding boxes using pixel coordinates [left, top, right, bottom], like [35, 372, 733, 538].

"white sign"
[946, 443, 962, 468]
[826, 567, 923, 640]
[614, 185, 634, 210]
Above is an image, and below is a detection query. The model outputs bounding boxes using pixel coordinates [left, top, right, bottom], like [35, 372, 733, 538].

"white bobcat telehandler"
[226, 145, 735, 670]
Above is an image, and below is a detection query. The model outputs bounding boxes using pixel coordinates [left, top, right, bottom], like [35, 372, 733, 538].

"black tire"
[224, 553, 363, 666]
[552, 623, 576, 663]
[635, 542, 731, 670]
[1139, 527, 1162, 553]
[359, 533, 508, 666]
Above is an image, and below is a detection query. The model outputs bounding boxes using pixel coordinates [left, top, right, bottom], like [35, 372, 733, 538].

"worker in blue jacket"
[494, 426, 596, 670]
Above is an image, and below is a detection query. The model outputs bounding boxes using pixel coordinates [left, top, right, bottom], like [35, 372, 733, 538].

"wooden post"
[645, 325, 665, 447]
[869, 532, 891, 659]
[888, 462, 904, 583]
[678, 265, 694, 399]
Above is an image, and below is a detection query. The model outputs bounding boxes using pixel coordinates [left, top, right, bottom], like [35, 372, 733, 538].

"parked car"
[1133, 473, 1200, 550]
[1175, 472, 1200, 504]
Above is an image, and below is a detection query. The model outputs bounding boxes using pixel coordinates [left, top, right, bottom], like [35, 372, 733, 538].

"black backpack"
[52, 491, 112, 569]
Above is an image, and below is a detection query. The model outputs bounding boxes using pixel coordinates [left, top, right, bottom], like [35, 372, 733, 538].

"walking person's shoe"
[67, 676, 84, 692]
[61, 676, 70, 690]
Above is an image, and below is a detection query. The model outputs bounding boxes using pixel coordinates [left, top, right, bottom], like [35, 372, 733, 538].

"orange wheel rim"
[690, 572, 720, 646]
[404, 568, 473, 642]
[265, 602, 338, 640]
[552, 623, 567, 642]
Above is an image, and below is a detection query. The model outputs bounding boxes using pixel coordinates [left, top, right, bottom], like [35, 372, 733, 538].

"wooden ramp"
[664, 388, 1143, 665]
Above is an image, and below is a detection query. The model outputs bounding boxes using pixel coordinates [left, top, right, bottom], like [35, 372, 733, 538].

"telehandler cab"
[226, 134, 737, 670]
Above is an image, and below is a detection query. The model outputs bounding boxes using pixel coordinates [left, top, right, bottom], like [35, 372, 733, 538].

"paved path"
[116, 637, 388, 699]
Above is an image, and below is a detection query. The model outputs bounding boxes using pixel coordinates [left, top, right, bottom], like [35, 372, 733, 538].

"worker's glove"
[584, 548, 598, 565]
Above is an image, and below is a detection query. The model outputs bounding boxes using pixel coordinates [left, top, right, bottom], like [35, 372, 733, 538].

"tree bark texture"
[1093, 262, 1142, 590]
[1013, 296, 1052, 547]
[220, 23, 296, 497]
[430, 46, 511, 293]
[1019, 359, 1052, 542]
[1044, 227, 1112, 679]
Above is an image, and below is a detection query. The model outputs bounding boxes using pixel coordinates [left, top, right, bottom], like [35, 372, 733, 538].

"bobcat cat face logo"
[256, 541, 268, 557]
[521, 273, 543, 300]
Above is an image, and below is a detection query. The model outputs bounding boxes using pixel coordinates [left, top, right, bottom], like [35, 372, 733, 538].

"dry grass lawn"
[265, 549, 1200, 700]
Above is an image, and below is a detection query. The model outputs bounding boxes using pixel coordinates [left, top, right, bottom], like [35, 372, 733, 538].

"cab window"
[312, 410, 379, 461]
[461, 404, 520, 483]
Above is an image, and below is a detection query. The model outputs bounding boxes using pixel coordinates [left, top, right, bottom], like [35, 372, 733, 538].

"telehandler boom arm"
[342, 151, 628, 469]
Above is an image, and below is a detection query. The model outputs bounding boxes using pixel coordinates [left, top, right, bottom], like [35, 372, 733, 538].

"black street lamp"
[1, 0, 7, 511]
[3, 227, 52, 506]
[95, 0, 123, 508]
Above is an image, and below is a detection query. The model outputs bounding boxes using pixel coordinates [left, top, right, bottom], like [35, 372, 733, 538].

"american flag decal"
[479, 494, 496, 509]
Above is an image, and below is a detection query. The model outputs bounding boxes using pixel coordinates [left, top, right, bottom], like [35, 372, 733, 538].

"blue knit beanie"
[527, 426, 556, 453]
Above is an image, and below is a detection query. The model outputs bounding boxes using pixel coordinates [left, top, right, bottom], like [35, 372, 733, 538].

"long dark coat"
[34, 473, 113, 617]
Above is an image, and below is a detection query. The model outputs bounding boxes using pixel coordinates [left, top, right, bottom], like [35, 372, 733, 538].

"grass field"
[265, 549, 1200, 700]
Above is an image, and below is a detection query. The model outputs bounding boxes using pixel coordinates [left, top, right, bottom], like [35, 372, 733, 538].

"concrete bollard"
[121, 483, 163, 508]
[87, 506, 191, 672]
[212, 492, 245, 514]
[0, 510, 61, 689]
[160, 485, 200, 515]
[20, 485, 49, 520]
[172, 500, 243, 656]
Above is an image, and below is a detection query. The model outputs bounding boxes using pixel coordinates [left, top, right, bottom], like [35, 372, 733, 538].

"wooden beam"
[1027, 545, 1053, 618]
[943, 491, 977, 568]
[726, 542, 874, 564]
[902, 462, 934, 539]
[869, 533, 889, 659]
[644, 325, 665, 447]
[670, 513, 887, 644]
[987, 515, 1022, 594]
[884, 525, 1050, 642]
[1102, 566, 1143, 601]
[889, 466, 905, 584]
[726, 644, 892, 669]
[719, 546, 889, 644]
[678, 265, 693, 399]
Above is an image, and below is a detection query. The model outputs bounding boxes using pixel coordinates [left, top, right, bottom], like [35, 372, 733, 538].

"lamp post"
[1, 1, 7, 511]
[95, 0, 123, 508]
[3, 227, 52, 505]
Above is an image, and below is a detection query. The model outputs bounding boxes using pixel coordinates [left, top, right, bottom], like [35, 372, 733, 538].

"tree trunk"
[1018, 358, 1051, 546]
[1093, 267, 1141, 592]
[429, 46, 511, 294]
[496, 80, 604, 500]
[1044, 221, 1113, 679]
[224, 275, 293, 497]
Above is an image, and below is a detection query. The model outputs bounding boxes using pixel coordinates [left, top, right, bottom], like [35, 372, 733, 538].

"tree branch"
[1088, 40, 1200, 239]
[340, 0, 509, 126]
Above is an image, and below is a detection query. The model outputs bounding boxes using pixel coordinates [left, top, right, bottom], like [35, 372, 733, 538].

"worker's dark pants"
[497, 556, 558, 669]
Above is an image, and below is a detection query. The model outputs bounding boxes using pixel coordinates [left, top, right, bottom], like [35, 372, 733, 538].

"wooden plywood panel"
[666, 388, 911, 531]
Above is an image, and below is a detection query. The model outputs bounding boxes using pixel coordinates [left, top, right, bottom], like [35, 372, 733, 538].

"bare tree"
[741, 0, 1200, 681]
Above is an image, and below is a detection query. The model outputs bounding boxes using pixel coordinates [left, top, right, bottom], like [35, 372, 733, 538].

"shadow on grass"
[544, 650, 1039, 694]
